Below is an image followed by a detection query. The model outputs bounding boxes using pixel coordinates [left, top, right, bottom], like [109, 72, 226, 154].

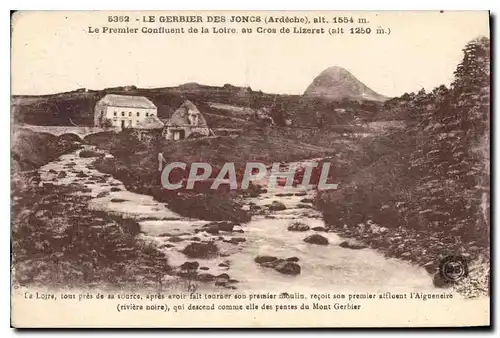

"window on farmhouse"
[137, 112, 140, 117]
[129, 112, 132, 117]
[114, 112, 117, 116]
[121, 112, 125, 116]
[146, 113, 149, 117]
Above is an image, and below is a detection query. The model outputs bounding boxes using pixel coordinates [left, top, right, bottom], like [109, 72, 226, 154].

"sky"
[11, 11, 490, 97]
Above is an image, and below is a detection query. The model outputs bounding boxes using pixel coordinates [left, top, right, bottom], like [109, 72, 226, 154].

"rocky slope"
[304, 66, 388, 102]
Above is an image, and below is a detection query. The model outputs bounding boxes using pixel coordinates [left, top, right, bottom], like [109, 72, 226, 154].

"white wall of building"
[104, 106, 158, 129]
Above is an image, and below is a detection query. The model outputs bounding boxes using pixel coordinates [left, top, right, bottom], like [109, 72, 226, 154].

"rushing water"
[38, 146, 437, 293]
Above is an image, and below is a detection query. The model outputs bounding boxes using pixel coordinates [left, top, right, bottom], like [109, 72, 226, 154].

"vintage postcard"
[10, 10, 490, 328]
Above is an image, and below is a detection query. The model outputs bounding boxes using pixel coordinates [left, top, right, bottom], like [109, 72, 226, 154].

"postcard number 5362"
[108, 16, 130, 23]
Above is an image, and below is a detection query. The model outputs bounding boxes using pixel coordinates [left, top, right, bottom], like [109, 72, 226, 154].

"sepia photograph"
[10, 10, 490, 327]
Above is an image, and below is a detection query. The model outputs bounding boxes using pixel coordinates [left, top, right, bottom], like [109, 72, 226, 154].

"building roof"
[167, 100, 208, 127]
[136, 115, 165, 130]
[98, 94, 157, 109]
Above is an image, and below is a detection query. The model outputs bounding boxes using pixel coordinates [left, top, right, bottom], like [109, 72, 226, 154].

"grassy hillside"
[12, 81, 391, 130]
[316, 37, 490, 295]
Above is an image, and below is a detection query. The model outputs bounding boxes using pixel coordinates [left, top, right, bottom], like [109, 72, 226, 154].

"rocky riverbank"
[11, 154, 175, 290]
[92, 156, 251, 223]
[320, 217, 490, 298]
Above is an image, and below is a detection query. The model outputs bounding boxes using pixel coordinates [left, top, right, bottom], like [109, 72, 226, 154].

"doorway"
[174, 129, 185, 140]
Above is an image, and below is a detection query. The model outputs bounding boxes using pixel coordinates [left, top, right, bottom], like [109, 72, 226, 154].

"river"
[38, 146, 437, 294]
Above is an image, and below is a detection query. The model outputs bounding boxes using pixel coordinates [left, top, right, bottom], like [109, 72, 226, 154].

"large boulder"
[274, 261, 301, 275]
[180, 261, 199, 270]
[217, 222, 235, 232]
[268, 201, 286, 211]
[182, 242, 218, 258]
[204, 224, 220, 235]
[304, 234, 329, 245]
[287, 222, 310, 232]
[339, 239, 368, 250]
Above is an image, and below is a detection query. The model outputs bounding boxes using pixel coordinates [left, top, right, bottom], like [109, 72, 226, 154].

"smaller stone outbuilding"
[164, 100, 211, 141]
[134, 115, 165, 142]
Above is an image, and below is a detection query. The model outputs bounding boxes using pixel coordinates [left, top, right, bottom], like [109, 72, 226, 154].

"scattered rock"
[48, 169, 57, 174]
[199, 266, 209, 271]
[339, 239, 368, 250]
[190, 237, 201, 242]
[312, 226, 326, 232]
[255, 256, 278, 264]
[274, 261, 301, 275]
[250, 204, 262, 211]
[168, 236, 184, 243]
[268, 201, 286, 211]
[215, 278, 228, 287]
[204, 224, 220, 235]
[261, 260, 281, 268]
[217, 273, 230, 280]
[56, 171, 67, 178]
[304, 234, 329, 245]
[296, 203, 312, 209]
[110, 187, 121, 192]
[276, 193, 294, 197]
[218, 262, 229, 268]
[294, 192, 307, 196]
[286, 257, 299, 262]
[224, 237, 246, 245]
[287, 222, 310, 232]
[218, 222, 235, 232]
[96, 191, 109, 198]
[182, 242, 218, 258]
[197, 273, 215, 282]
[76, 171, 88, 178]
[180, 261, 199, 270]
[79, 150, 104, 158]
[300, 198, 314, 204]
[110, 198, 127, 203]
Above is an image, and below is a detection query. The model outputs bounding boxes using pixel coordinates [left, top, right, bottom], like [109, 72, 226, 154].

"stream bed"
[38, 146, 438, 294]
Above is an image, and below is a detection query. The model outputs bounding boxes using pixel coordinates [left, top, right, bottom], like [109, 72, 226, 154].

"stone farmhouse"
[94, 94, 158, 130]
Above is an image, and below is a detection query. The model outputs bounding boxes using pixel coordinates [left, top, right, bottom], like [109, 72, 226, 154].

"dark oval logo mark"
[439, 255, 469, 282]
